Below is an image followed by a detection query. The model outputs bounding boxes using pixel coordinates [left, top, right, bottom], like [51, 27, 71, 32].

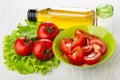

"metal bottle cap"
[27, 9, 37, 22]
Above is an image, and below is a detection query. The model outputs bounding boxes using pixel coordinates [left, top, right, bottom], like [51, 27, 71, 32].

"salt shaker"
[96, 4, 113, 33]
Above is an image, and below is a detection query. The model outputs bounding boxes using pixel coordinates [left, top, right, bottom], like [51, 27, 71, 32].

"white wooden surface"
[0, 0, 120, 80]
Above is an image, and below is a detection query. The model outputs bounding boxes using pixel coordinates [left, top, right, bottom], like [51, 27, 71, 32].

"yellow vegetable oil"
[27, 8, 95, 29]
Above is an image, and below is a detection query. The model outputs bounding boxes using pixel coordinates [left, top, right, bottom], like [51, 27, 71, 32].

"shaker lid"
[96, 4, 113, 18]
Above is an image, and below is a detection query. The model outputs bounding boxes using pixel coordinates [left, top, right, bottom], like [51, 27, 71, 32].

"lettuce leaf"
[2, 20, 60, 75]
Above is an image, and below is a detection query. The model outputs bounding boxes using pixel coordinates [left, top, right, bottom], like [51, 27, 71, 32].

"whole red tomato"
[14, 37, 34, 56]
[37, 22, 59, 40]
[33, 39, 54, 60]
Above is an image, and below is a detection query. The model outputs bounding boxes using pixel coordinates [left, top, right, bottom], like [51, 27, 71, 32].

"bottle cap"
[96, 4, 113, 18]
[27, 9, 37, 22]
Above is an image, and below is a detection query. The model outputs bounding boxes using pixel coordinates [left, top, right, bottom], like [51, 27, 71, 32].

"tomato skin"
[71, 35, 86, 48]
[68, 46, 84, 65]
[90, 38, 107, 55]
[60, 38, 73, 55]
[84, 51, 102, 65]
[14, 37, 34, 56]
[33, 39, 54, 60]
[37, 22, 59, 40]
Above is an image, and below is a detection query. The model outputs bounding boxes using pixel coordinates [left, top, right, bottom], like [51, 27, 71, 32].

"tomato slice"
[82, 46, 93, 56]
[68, 46, 84, 65]
[71, 35, 86, 48]
[74, 29, 86, 36]
[74, 29, 98, 40]
[90, 38, 107, 55]
[60, 38, 73, 55]
[84, 51, 102, 65]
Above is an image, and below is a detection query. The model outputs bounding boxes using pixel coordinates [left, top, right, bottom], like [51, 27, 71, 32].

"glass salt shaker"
[96, 4, 113, 33]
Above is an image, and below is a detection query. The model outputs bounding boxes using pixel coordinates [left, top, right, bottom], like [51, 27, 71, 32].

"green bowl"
[52, 25, 115, 68]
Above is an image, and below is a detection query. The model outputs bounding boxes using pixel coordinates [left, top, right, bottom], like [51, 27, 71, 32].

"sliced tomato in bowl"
[74, 29, 98, 40]
[71, 35, 86, 48]
[84, 51, 102, 65]
[68, 46, 84, 65]
[82, 45, 93, 56]
[74, 29, 89, 37]
[90, 38, 107, 55]
[58, 28, 108, 66]
[60, 38, 73, 55]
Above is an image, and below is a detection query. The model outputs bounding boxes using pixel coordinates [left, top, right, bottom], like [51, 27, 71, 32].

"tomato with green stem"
[14, 36, 34, 56]
[33, 39, 54, 60]
[37, 22, 59, 40]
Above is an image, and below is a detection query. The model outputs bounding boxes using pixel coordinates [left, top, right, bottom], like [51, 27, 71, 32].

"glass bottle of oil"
[27, 8, 95, 29]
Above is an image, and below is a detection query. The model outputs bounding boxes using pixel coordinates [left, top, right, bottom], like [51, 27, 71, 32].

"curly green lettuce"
[2, 20, 60, 75]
